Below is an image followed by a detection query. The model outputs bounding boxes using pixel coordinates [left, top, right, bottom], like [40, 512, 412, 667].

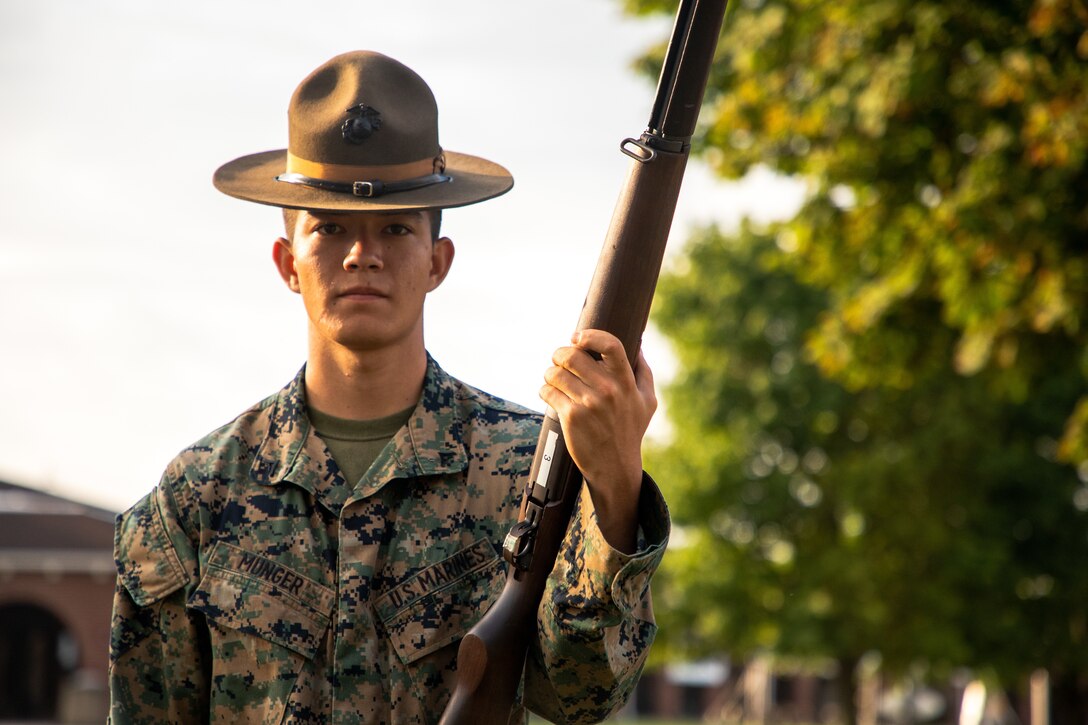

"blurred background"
[2, 0, 1086, 722]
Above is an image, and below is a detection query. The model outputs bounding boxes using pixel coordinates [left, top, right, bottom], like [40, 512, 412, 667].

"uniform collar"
[250, 356, 468, 513]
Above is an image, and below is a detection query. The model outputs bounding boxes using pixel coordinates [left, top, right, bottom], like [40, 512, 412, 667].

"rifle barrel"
[650, 0, 729, 141]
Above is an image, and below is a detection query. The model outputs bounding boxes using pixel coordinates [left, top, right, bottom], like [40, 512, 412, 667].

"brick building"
[0, 480, 114, 722]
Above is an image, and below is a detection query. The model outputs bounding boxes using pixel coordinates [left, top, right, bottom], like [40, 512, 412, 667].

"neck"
[304, 333, 428, 421]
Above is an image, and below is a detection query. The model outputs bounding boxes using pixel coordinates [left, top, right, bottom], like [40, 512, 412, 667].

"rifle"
[440, 1, 729, 721]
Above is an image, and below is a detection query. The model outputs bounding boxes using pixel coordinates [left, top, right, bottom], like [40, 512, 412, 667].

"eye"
[384, 223, 412, 236]
[315, 222, 344, 236]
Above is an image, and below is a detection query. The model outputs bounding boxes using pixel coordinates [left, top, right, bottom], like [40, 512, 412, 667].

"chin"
[316, 318, 421, 354]
[333, 330, 410, 353]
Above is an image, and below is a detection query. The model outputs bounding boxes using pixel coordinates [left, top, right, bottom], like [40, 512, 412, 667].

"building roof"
[0, 481, 117, 575]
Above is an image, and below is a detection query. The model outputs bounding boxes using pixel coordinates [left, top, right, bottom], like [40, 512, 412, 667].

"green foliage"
[641, 0, 1088, 451]
[648, 224, 1088, 684]
[631, 0, 1088, 693]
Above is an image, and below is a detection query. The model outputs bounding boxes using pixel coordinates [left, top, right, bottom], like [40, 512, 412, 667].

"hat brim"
[213, 149, 513, 212]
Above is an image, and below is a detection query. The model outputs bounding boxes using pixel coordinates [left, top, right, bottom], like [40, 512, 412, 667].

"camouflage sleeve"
[524, 473, 670, 724]
[108, 473, 207, 724]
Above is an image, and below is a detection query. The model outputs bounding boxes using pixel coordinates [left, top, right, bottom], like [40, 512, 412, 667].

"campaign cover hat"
[213, 51, 513, 211]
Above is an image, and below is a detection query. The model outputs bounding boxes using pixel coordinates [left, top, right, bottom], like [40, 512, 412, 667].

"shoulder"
[167, 389, 280, 482]
[153, 375, 302, 524]
[447, 372, 540, 432]
[453, 376, 539, 420]
[445, 375, 543, 481]
[112, 394, 282, 613]
[426, 362, 542, 457]
[425, 356, 539, 425]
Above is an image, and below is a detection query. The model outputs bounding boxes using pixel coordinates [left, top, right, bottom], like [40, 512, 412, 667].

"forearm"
[584, 468, 642, 554]
[524, 477, 669, 723]
[109, 588, 209, 723]
[110, 484, 207, 722]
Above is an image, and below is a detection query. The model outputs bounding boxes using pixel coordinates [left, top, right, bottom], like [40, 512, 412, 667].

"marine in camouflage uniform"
[110, 359, 668, 723]
[109, 50, 669, 724]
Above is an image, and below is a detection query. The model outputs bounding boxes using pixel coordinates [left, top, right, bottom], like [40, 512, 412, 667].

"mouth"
[338, 286, 388, 301]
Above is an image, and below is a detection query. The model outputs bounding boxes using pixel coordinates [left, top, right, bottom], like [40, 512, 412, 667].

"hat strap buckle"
[276, 171, 451, 198]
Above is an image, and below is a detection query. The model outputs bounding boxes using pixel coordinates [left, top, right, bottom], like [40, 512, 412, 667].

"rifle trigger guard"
[503, 519, 537, 571]
[620, 137, 657, 163]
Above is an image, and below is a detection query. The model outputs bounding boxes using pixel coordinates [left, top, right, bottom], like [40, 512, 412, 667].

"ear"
[272, 237, 301, 293]
[427, 237, 455, 292]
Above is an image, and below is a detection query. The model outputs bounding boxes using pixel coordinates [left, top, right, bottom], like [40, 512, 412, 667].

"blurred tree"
[648, 223, 1087, 720]
[622, 0, 1088, 719]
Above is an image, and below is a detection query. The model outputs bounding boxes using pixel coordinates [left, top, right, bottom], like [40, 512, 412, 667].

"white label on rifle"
[534, 429, 560, 491]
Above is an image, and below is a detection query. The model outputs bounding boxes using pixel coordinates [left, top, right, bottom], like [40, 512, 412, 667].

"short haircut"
[281, 208, 442, 243]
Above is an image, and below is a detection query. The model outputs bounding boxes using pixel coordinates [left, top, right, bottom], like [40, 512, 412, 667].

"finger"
[550, 345, 602, 388]
[539, 381, 581, 421]
[632, 349, 655, 391]
[565, 329, 636, 385]
[633, 349, 659, 415]
[542, 363, 592, 404]
[572, 329, 627, 365]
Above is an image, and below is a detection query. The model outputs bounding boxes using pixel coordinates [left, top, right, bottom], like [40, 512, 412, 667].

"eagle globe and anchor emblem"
[341, 103, 382, 143]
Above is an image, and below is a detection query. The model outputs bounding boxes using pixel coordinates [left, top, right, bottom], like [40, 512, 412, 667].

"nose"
[343, 238, 382, 272]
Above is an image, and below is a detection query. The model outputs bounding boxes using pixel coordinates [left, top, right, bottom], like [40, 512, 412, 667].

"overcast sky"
[0, 0, 804, 513]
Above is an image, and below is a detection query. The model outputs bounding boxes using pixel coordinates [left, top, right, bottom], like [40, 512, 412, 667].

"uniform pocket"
[189, 541, 334, 659]
[375, 538, 505, 665]
[187, 542, 335, 720]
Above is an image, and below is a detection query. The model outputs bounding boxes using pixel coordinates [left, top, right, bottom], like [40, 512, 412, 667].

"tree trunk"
[836, 656, 860, 725]
[1049, 670, 1088, 725]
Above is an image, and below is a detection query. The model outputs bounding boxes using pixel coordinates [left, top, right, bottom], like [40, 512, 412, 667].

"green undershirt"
[307, 404, 415, 486]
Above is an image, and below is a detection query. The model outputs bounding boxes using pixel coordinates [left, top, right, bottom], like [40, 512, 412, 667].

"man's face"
[273, 210, 454, 353]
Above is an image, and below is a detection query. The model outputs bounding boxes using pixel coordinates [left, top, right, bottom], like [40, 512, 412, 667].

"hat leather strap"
[277, 152, 450, 198]
[277, 171, 451, 198]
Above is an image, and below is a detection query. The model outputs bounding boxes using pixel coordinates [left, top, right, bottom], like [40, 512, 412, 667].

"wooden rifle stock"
[440, 1, 729, 722]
